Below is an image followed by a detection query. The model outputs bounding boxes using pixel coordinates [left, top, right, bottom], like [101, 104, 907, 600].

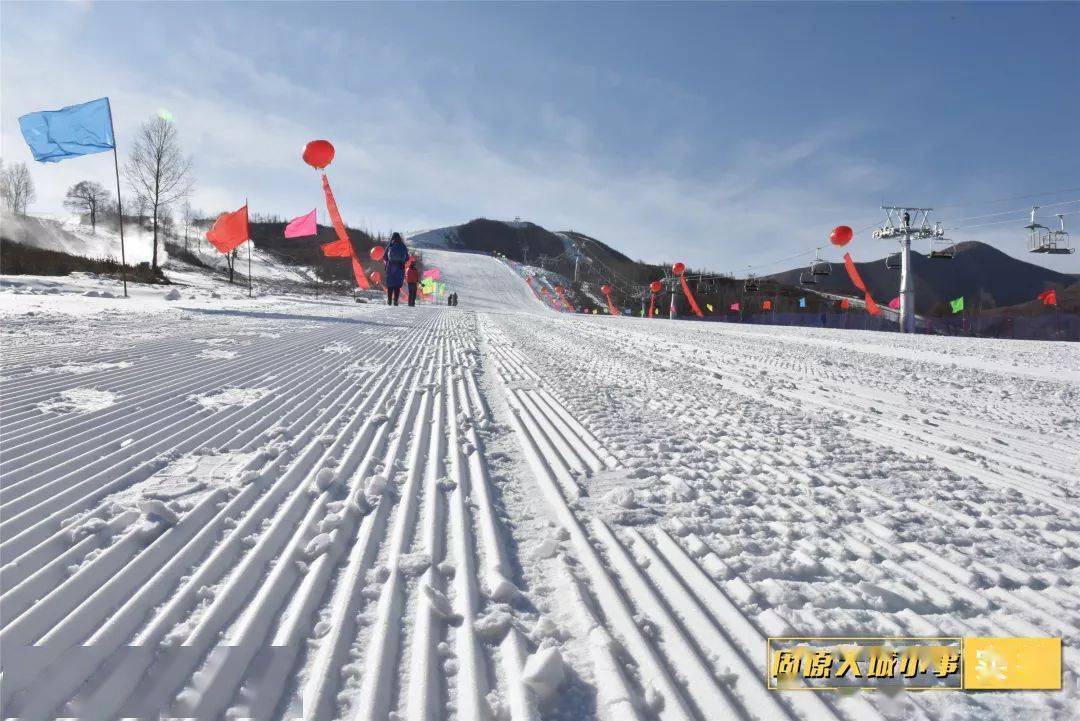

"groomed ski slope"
[1, 248, 1078, 721]
[421, 248, 549, 314]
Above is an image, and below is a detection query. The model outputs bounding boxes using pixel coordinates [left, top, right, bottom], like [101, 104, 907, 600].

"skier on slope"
[383, 232, 410, 306]
[405, 258, 419, 307]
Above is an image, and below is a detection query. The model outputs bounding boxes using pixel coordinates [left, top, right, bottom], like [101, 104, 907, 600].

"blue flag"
[18, 97, 115, 162]
[799, 297, 806, 308]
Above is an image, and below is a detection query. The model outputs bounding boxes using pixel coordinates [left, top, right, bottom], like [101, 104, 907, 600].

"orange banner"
[843, 252, 880, 315]
[321, 173, 368, 289]
[679, 274, 704, 317]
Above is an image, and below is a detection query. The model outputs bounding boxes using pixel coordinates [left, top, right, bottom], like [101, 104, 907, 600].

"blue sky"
[3, 1, 1078, 273]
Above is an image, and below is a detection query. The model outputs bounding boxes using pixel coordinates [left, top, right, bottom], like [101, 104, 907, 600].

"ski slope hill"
[421, 247, 549, 313]
[1, 246, 1078, 721]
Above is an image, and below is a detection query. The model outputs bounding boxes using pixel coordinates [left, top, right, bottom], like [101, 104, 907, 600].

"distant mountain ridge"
[766, 241, 1076, 314]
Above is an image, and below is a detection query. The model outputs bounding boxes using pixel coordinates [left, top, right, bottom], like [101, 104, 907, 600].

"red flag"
[842, 252, 881, 315]
[321, 236, 353, 258]
[840, 298, 851, 310]
[678, 274, 704, 317]
[1038, 289, 1058, 306]
[763, 299, 772, 311]
[206, 204, 249, 253]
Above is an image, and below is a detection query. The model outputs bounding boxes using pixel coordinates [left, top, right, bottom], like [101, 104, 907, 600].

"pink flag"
[284, 209, 317, 238]
[730, 302, 740, 311]
[888, 296, 900, 309]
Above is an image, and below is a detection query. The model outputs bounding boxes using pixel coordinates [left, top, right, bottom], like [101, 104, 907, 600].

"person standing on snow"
[383, 232, 409, 306]
[405, 259, 419, 307]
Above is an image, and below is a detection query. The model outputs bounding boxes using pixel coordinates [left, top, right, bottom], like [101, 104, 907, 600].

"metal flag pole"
[105, 98, 128, 297]
[247, 198, 252, 298]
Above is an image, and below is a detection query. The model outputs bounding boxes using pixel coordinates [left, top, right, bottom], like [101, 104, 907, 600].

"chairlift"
[744, 273, 760, 293]
[810, 248, 832, 276]
[885, 252, 901, 270]
[929, 237, 956, 259]
[799, 272, 817, 286]
[1029, 208, 1074, 254]
[928, 221, 955, 259]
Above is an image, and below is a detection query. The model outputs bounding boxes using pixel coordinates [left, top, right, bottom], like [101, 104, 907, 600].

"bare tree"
[1, 161, 37, 215]
[181, 199, 196, 252]
[124, 116, 193, 269]
[159, 203, 176, 242]
[63, 180, 112, 233]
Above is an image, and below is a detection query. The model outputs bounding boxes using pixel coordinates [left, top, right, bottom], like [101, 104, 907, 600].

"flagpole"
[247, 198, 252, 298]
[105, 98, 128, 298]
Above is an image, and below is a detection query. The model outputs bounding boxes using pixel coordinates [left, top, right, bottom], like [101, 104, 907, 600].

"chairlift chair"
[885, 253, 900, 270]
[928, 220, 955, 259]
[744, 274, 760, 293]
[810, 249, 831, 276]
[1030, 211, 1075, 254]
[799, 272, 817, 286]
[929, 237, 956, 259]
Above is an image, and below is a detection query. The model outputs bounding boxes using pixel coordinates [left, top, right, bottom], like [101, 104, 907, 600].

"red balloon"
[672, 262, 685, 276]
[369, 245, 385, 261]
[370, 270, 382, 284]
[649, 280, 662, 294]
[830, 225, 853, 246]
[302, 140, 335, 169]
[600, 284, 612, 295]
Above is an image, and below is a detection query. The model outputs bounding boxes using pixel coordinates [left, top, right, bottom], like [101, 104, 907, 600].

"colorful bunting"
[730, 302, 740, 311]
[950, 297, 965, 314]
[798, 297, 806, 308]
[763, 299, 772, 311]
[554, 285, 576, 312]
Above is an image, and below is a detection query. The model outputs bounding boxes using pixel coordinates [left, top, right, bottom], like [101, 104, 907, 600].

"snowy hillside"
[408, 225, 462, 249]
[2, 211, 161, 265]
[1, 211, 317, 288]
[1, 247, 1078, 720]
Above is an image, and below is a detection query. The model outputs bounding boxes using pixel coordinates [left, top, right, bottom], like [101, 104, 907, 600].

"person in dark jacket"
[405, 260, 419, 307]
[383, 232, 409, 306]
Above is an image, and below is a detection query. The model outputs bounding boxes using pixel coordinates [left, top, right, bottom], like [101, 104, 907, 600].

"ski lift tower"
[873, 206, 946, 333]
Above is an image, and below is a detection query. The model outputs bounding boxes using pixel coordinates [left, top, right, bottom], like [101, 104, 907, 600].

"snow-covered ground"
[1, 247, 1078, 721]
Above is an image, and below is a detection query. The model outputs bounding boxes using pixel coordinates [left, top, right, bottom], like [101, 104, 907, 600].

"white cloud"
[6, 9, 1069, 275]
